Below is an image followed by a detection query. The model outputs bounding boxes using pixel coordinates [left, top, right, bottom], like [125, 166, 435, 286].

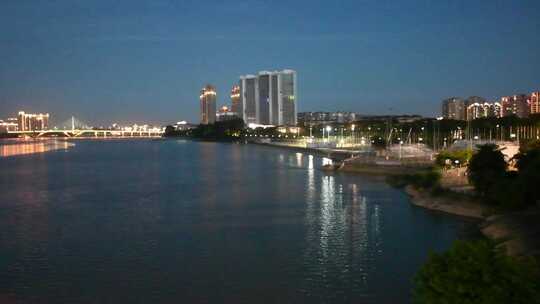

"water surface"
[0, 140, 473, 303]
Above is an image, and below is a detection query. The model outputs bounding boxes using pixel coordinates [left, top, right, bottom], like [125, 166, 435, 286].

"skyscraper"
[277, 69, 297, 126]
[230, 85, 241, 115]
[239, 69, 297, 126]
[441, 97, 465, 120]
[200, 85, 216, 124]
[240, 75, 257, 125]
[257, 71, 271, 125]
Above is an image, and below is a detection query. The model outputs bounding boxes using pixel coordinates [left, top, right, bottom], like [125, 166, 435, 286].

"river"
[0, 139, 474, 303]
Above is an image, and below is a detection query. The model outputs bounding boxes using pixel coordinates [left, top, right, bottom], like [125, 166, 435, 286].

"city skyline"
[1, 1, 539, 125]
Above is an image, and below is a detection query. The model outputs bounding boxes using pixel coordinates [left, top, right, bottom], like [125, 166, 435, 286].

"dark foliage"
[414, 240, 540, 304]
[387, 169, 441, 189]
[467, 144, 507, 199]
[190, 119, 244, 140]
[513, 144, 540, 206]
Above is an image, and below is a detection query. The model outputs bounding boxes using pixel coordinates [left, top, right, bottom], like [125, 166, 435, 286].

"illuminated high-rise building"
[277, 69, 297, 126]
[17, 111, 50, 131]
[200, 84, 216, 124]
[530, 92, 540, 114]
[230, 85, 241, 115]
[216, 106, 237, 122]
[501, 94, 529, 118]
[239, 69, 297, 126]
[240, 75, 257, 125]
[257, 71, 271, 125]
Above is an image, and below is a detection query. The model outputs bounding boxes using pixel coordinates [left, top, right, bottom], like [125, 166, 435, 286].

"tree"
[414, 240, 540, 304]
[467, 144, 507, 198]
[513, 143, 540, 206]
[190, 118, 244, 140]
[163, 125, 176, 136]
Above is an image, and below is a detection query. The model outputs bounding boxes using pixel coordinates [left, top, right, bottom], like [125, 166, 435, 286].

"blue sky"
[0, 0, 539, 125]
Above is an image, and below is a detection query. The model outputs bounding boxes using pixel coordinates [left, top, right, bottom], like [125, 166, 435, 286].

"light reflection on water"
[322, 157, 333, 166]
[0, 141, 472, 304]
[0, 139, 74, 157]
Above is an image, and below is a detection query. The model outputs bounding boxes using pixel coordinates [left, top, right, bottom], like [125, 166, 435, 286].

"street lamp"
[351, 124, 356, 145]
[326, 126, 332, 141]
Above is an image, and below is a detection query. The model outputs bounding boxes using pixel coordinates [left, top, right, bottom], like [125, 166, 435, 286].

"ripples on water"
[0, 140, 473, 303]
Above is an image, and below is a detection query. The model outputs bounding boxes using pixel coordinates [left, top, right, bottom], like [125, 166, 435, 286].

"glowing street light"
[326, 125, 332, 140]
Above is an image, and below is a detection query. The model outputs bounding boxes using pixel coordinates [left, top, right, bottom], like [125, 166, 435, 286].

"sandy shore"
[404, 185, 486, 219]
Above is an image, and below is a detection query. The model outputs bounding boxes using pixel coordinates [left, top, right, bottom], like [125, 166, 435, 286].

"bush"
[387, 169, 441, 189]
[414, 240, 540, 304]
[435, 149, 472, 168]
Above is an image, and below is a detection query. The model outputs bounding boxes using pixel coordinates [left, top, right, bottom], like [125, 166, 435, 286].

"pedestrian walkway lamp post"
[326, 126, 332, 142]
[351, 124, 356, 146]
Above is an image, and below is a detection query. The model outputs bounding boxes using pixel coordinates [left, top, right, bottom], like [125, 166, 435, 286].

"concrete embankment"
[252, 141, 355, 161]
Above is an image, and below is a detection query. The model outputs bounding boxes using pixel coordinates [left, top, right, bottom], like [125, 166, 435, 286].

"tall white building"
[239, 75, 257, 125]
[239, 69, 297, 126]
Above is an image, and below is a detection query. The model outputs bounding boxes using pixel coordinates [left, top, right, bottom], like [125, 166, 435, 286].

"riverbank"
[254, 141, 435, 174]
[404, 185, 540, 257]
[337, 160, 431, 175]
[404, 185, 486, 219]
[253, 141, 355, 161]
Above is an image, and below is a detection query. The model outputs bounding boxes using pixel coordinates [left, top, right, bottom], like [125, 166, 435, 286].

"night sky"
[1, 0, 539, 126]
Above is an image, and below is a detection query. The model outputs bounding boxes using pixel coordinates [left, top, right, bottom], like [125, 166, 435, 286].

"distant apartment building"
[466, 101, 501, 120]
[442, 97, 465, 120]
[216, 106, 238, 122]
[489, 102, 502, 118]
[200, 84, 217, 124]
[465, 96, 486, 107]
[230, 85, 241, 115]
[298, 112, 357, 126]
[239, 69, 297, 126]
[17, 111, 49, 131]
[529, 92, 540, 114]
[366, 115, 424, 123]
[0, 118, 18, 133]
[501, 94, 529, 118]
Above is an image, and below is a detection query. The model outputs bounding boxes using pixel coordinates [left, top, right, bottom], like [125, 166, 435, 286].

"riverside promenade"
[251, 138, 435, 173]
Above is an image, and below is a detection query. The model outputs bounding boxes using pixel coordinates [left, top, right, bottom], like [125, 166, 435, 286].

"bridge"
[8, 129, 164, 138]
[8, 116, 164, 138]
